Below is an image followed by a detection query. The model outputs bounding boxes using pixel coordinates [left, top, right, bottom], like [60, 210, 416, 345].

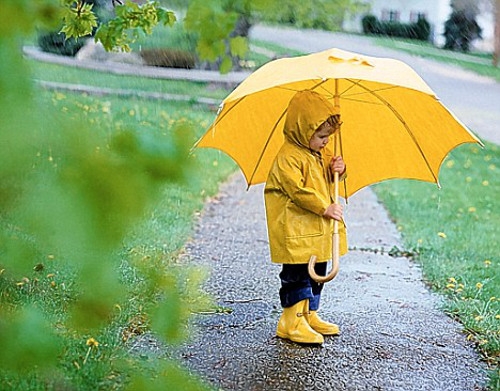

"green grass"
[373, 36, 500, 82]
[28, 60, 230, 100]
[131, 19, 198, 53]
[251, 39, 304, 57]
[373, 142, 500, 389]
[3, 35, 276, 388]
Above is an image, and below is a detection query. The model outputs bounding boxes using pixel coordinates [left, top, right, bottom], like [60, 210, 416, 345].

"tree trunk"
[494, 0, 500, 66]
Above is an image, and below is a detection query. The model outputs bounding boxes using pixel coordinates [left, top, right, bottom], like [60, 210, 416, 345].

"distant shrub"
[414, 16, 431, 41]
[140, 48, 196, 69]
[37, 31, 85, 56]
[362, 14, 378, 34]
[443, 10, 482, 52]
[361, 14, 430, 41]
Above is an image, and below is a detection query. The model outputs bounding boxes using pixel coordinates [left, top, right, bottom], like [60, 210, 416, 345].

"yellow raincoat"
[264, 90, 348, 264]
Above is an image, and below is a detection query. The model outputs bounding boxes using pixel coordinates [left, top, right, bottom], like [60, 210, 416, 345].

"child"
[264, 90, 347, 345]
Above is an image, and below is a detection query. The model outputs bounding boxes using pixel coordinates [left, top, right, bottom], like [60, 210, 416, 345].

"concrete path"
[24, 46, 251, 85]
[172, 173, 486, 390]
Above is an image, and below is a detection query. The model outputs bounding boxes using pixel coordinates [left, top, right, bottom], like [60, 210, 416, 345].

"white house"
[342, 0, 495, 51]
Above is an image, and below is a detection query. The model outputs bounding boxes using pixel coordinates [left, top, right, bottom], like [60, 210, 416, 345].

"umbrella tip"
[216, 103, 224, 116]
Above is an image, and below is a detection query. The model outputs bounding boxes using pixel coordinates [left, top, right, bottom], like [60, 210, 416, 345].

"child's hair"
[316, 114, 342, 134]
[324, 114, 341, 127]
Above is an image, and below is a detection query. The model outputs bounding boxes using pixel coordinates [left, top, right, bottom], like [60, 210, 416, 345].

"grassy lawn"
[373, 142, 500, 388]
[1, 65, 236, 389]
[28, 60, 230, 100]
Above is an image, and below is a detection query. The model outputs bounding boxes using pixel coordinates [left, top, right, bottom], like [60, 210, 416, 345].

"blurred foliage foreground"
[0, 2, 238, 390]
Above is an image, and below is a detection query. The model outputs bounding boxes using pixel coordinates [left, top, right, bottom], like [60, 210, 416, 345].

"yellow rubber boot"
[305, 310, 340, 336]
[276, 300, 324, 344]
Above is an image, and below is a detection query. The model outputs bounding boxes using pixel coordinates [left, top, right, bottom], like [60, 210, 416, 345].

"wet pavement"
[172, 173, 486, 390]
[168, 26, 494, 390]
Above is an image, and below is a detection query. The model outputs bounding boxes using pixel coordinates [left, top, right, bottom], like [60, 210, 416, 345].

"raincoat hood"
[283, 90, 339, 149]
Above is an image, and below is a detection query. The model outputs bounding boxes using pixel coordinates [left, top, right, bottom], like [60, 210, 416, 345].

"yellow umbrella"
[195, 47, 482, 281]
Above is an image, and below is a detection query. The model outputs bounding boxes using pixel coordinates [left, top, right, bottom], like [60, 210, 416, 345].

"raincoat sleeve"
[275, 154, 329, 216]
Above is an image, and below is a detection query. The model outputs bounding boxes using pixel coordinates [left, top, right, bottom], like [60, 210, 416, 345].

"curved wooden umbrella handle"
[308, 169, 340, 283]
[308, 228, 340, 283]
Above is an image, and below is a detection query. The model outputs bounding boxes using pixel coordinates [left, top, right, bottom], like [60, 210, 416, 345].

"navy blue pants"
[279, 262, 327, 311]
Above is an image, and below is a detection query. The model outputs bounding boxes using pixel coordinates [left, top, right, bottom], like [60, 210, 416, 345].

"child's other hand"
[330, 156, 345, 175]
[323, 203, 343, 221]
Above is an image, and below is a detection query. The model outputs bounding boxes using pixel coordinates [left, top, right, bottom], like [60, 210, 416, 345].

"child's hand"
[323, 203, 343, 221]
[329, 156, 345, 175]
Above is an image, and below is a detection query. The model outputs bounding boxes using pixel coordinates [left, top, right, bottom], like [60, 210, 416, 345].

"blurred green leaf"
[60, 2, 97, 39]
[95, 1, 174, 52]
[126, 360, 211, 391]
[219, 56, 233, 74]
[150, 283, 185, 344]
[229, 36, 248, 57]
[0, 305, 60, 372]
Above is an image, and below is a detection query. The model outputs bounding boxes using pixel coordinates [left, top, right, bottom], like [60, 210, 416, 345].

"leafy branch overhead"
[95, 1, 176, 52]
[55, 0, 367, 73]
[60, 0, 176, 52]
[60, 1, 98, 39]
[54, 0, 251, 72]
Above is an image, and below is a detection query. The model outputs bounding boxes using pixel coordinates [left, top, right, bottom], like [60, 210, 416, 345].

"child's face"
[309, 123, 334, 152]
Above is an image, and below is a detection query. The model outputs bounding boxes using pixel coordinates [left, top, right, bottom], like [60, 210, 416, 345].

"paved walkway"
[170, 26, 495, 390]
[170, 173, 486, 390]
[24, 46, 251, 85]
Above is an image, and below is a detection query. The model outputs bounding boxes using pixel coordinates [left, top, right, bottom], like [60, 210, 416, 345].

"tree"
[494, 0, 500, 66]
[456, 0, 499, 66]
[182, 0, 260, 72]
[443, 5, 482, 52]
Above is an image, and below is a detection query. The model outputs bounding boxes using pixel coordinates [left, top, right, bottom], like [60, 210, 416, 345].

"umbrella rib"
[275, 78, 329, 93]
[212, 95, 248, 129]
[247, 79, 329, 187]
[247, 108, 289, 188]
[315, 80, 399, 106]
[346, 79, 438, 183]
[309, 78, 335, 95]
[341, 82, 400, 99]
[341, 97, 384, 106]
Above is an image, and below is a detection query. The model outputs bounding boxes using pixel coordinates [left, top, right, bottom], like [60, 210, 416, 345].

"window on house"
[381, 9, 400, 22]
[410, 11, 427, 23]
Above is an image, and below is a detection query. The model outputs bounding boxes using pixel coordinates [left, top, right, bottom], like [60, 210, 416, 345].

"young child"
[264, 90, 348, 345]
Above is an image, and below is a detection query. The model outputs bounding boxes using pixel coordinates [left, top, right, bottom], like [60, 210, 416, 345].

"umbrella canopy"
[196, 48, 481, 198]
